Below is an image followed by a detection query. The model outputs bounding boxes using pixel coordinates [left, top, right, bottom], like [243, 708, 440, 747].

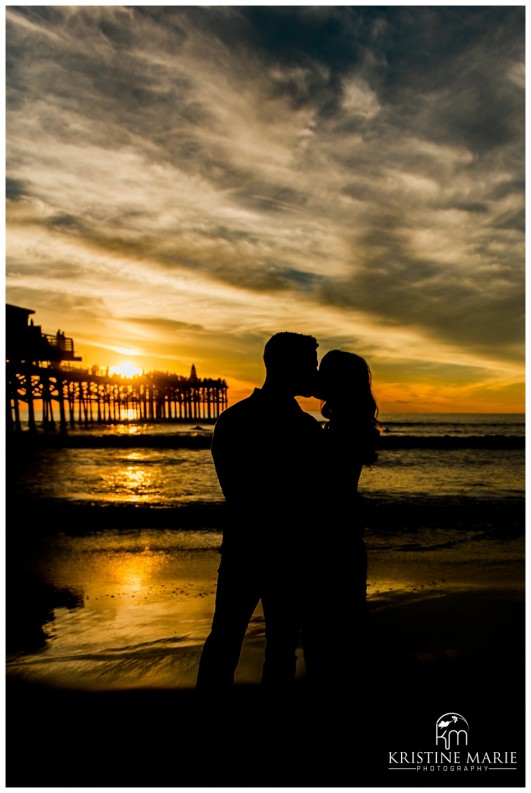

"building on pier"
[6, 304, 82, 366]
[6, 304, 228, 432]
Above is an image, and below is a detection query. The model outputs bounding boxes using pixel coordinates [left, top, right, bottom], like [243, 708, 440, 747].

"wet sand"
[6, 518, 524, 688]
[7, 538, 525, 788]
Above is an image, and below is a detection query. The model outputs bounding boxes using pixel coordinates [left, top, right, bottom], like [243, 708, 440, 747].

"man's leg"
[260, 569, 301, 688]
[196, 553, 260, 690]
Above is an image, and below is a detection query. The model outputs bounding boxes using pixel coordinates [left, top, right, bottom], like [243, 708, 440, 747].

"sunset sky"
[6, 6, 525, 412]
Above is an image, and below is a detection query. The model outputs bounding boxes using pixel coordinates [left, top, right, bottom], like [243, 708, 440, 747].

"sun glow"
[109, 362, 143, 378]
[110, 551, 164, 594]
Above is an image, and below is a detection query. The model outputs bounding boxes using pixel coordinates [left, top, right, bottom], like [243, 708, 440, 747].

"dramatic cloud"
[6, 6, 524, 411]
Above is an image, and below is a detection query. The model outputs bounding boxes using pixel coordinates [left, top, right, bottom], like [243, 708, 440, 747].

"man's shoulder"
[221, 392, 259, 415]
[214, 393, 260, 427]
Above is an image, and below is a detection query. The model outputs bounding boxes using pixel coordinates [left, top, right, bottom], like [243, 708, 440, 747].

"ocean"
[8, 412, 525, 506]
[6, 412, 525, 690]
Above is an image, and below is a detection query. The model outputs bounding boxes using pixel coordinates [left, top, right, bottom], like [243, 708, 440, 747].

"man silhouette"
[196, 332, 321, 689]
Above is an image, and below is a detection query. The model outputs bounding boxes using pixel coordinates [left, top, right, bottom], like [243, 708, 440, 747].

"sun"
[109, 362, 143, 378]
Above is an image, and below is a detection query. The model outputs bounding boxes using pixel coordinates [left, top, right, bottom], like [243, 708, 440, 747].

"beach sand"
[6, 529, 525, 788]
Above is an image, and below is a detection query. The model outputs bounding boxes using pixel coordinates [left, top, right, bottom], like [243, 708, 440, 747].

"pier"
[6, 304, 228, 432]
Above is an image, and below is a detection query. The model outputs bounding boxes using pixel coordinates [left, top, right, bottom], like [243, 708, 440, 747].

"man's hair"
[263, 332, 318, 373]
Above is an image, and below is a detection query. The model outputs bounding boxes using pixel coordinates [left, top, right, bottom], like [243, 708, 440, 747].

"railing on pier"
[42, 333, 75, 355]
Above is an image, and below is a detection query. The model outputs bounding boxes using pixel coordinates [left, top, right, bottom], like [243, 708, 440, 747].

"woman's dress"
[301, 420, 369, 685]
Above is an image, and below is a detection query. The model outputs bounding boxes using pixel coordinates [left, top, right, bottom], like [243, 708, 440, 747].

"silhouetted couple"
[196, 332, 379, 691]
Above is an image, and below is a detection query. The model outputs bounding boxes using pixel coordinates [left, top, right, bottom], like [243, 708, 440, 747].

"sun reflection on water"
[101, 451, 156, 502]
[111, 551, 161, 594]
[117, 415, 140, 428]
[123, 464, 151, 492]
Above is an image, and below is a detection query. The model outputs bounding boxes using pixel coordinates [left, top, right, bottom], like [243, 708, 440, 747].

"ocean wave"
[7, 432, 524, 451]
[8, 493, 524, 536]
[378, 434, 524, 449]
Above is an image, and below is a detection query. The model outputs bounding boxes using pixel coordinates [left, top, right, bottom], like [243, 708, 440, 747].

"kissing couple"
[196, 331, 379, 691]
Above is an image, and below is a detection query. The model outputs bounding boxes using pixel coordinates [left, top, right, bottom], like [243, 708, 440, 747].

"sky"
[5, 5, 525, 412]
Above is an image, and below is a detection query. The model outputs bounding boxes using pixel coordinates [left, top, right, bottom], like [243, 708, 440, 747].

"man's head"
[263, 332, 319, 397]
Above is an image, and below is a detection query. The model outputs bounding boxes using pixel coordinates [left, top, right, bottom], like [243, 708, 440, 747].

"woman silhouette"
[302, 350, 380, 687]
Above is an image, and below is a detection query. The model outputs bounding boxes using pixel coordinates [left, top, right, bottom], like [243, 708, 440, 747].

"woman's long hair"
[319, 350, 380, 465]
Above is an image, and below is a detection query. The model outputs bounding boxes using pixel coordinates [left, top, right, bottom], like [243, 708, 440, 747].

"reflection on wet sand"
[6, 530, 270, 689]
[7, 525, 523, 693]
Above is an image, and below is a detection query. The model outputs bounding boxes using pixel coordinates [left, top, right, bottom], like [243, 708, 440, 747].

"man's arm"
[211, 409, 250, 503]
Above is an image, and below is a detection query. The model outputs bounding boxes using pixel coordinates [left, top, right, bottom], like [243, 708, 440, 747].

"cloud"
[5, 6, 524, 408]
[126, 317, 204, 333]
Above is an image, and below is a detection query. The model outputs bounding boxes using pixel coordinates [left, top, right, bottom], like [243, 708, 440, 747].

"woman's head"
[318, 350, 375, 412]
[318, 349, 379, 462]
